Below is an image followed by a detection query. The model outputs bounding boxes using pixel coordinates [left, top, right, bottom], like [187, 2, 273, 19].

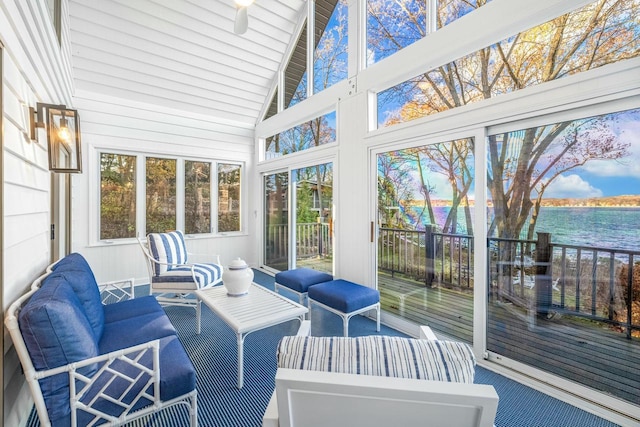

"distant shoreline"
[404, 202, 640, 208]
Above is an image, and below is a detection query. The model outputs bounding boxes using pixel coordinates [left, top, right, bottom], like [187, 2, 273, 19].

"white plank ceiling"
[68, 0, 306, 127]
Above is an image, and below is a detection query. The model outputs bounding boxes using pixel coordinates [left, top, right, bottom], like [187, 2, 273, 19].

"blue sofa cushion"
[49, 253, 104, 340]
[275, 268, 333, 293]
[99, 311, 177, 354]
[308, 279, 380, 313]
[53, 335, 197, 427]
[50, 252, 92, 274]
[18, 276, 99, 422]
[103, 295, 165, 324]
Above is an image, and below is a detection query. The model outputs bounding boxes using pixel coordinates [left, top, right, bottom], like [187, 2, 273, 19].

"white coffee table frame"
[196, 283, 308, 388]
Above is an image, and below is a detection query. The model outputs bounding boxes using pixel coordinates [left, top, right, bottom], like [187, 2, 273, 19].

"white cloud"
[543, 174, 603, 198]
[581, 117, 640, 178]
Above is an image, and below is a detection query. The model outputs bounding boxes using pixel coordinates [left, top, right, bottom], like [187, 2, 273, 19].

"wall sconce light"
[30, 102, 82, 173]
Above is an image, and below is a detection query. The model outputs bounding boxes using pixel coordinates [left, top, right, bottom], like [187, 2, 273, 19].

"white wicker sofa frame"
[5, 253, 197, 427]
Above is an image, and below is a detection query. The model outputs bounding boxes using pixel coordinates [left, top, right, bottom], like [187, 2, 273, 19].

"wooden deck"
[379, 272, 640, 406]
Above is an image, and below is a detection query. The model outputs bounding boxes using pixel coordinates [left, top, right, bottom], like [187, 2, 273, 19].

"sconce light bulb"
[58, 126, 72, 143]
[235, 0, 254, 6]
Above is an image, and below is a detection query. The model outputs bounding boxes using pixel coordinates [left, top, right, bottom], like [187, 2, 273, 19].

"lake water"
[404, 206, 640, 252]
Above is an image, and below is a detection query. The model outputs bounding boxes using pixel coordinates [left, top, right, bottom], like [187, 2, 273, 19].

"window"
[273, 0, 349, 113]
[100, 153, 136, 239]
[46, 0, 62, 44]
[377, 0, 640, 128]
[286, 22, 308, 109]
[185, 161, 211, 234]
[146, 158, 177, 234]
[265, 111, 337, 159]
[99, 154, 243, 239]
[218, 164, 241, 232]
[367, 0, 427, 65]
[314, 0, 348, 94]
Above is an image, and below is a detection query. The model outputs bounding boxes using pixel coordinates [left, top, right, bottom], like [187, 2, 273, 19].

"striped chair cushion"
[151, 263, 223, 290]
[277, 335, 476, 383]
[148, 231, 188, 276]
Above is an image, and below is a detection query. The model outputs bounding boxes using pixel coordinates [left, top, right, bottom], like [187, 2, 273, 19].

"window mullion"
[307, 0, 315, 98]
[136, 155, 146, 237]
[176, 158, 185, 233]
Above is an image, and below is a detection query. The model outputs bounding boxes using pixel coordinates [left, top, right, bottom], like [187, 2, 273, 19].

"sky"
[385, 109, 640, 202]
[543, 110, 640, 198]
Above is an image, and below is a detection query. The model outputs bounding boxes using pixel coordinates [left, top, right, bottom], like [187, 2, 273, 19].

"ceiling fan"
[234, 0, 255, 34]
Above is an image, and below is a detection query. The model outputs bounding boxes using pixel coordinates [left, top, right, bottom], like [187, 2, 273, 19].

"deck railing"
[378, 226, 473, 288]
[378, 226, 640, 338]
[265, 222, 332, 262]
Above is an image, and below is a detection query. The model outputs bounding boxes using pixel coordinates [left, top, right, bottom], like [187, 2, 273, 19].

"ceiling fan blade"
[234, 7, 248, 34]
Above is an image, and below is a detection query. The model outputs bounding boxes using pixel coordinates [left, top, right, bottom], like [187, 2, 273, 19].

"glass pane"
[367, 0, 426, 65]
[100, 153, 136, 239]
[487, 108, 640, 405]
[377, 0, 640, 128]
[314, 0, 348, 93]
[265, 111, 336, 159]
[286, 22, 308, 108]
[185, 161, 211, 234]
[218, 163, 241, 232]
[437, 0, 491, 28]
[293, 163, 333, 273]
[146, 157, 176, 234]
[264, 172, 289, 271]
[377, 138, 475, 342]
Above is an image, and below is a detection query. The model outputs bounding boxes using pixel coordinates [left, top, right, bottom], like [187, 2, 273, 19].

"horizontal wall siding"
[73, 91, 258, 284]
[1, 0, 75, 425]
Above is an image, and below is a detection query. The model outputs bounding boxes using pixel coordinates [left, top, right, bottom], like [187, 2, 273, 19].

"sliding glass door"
[264, 172, 289, 271]
[292, 162, 333, 273]
[263, 163, 333, 273]
[377, 138, 475, 342]
[486, 107, 640, 405]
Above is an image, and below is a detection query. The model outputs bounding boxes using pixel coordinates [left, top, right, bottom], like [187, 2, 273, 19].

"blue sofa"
[5, 253, 197, 427]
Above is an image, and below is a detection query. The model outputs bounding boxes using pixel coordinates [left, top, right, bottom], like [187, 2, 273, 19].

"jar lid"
[228, 258, 248, 270]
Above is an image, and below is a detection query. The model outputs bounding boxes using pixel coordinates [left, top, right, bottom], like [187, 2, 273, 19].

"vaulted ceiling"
[68, 0, 306, 127]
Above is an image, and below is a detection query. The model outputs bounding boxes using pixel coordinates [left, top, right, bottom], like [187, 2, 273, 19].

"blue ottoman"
[308, 279, 380, 337]
[275, 268, 333, 307]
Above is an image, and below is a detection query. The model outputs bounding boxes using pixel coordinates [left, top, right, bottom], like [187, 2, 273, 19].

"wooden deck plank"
[378, 272, 640, 405]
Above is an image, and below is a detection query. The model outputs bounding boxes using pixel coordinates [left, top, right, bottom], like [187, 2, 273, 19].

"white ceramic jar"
[222, 258, 254, 296]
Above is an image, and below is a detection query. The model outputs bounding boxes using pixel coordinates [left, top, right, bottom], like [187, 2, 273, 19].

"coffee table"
[196, 283, 308, 388]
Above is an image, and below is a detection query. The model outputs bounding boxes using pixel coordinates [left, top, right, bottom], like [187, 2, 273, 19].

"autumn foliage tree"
[374, 0, 639, 239]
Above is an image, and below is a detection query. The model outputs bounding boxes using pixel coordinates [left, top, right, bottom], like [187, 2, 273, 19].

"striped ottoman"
[308, 279, 380, 337]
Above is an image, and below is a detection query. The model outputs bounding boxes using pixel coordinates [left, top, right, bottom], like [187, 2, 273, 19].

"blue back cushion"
[50, 253, 104, 340]
[18, 276, 99, 421]
[147, 231, 188, 276]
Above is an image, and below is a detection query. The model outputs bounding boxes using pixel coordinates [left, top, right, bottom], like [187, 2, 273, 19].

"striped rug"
[26, 269, 621, 427]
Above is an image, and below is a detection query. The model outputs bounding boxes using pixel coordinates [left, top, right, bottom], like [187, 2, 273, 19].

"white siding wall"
[72, 91, 257, 285]
[1, 0, 74, 425]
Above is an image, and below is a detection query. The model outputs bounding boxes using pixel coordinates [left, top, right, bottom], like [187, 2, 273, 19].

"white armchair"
[138, 230, 223, 333]
[263, 325, 498, 427]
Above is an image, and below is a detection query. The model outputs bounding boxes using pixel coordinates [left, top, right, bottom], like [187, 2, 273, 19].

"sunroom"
[1, 0, 639, 426]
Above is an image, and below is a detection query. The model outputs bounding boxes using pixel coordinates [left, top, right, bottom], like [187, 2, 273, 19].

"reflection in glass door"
[264, 172, 289, 271]
[293, 163, 333, 274]
[377, 138, 475, 342]
[486, 108, 640, 405]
